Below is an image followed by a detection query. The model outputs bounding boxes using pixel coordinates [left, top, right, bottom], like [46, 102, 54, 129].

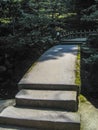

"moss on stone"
[79, 94, 87, 103]
[75, 46, 81, 86]
[27, 62, 37, 73]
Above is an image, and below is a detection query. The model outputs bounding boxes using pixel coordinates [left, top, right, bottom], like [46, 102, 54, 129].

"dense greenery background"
[0, 0, 98, 99]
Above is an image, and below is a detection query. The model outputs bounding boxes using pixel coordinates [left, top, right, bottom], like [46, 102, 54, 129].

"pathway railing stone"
[60, 29, 98, 40]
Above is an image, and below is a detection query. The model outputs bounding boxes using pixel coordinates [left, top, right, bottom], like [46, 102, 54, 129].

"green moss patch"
[75, 46, 81, 86]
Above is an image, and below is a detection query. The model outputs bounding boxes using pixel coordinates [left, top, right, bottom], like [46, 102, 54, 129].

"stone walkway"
[19, 45, 79, 91]
[0, 45, 80, 130]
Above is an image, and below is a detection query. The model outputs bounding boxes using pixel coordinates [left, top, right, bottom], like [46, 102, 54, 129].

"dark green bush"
[81, 33, 98, 95]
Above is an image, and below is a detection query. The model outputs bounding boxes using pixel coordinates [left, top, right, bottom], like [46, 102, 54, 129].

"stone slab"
[61, 38, 87, 45]
[16, 89, 78, 111]
[0, 106, 80, 130]
[62, 38, 87, 42]
[18, 45, 79, 92]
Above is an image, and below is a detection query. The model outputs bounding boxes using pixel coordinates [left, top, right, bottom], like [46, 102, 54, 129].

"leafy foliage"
[0, 0, 73, 50]
[0, 0, 73, 98]
[72, 0, 97, 30]
[80, 0, 98, 22]
[81, 34, 98, 94]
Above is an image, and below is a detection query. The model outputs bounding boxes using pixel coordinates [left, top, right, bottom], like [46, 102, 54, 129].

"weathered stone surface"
[0, 106, 80, 130]
[18, 45, 79, 92]
[0, 44, 81, 130]
[62, 38, 87, 42]
[16, 89, 78, 111]
[61, 38, 87, 45]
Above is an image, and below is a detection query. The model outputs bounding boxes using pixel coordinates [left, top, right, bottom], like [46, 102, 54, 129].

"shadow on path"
[39, 45, 78, 62]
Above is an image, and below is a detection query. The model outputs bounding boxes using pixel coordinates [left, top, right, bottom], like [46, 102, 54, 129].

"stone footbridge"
[0, 39, 84, 130]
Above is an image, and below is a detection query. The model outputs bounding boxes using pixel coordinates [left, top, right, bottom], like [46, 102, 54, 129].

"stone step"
[19, 84, 79, 93]
[0, 106, 80, 130]
[18, 45, 79, 93]
[0, 125, 37, 130]
[16, 89, 78, 112]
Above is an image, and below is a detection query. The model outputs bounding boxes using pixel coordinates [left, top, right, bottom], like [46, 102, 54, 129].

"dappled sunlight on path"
[39, 45, 77, 62]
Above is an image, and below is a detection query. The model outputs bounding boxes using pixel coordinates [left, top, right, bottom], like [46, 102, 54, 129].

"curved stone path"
[0, 45, 80, 130]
